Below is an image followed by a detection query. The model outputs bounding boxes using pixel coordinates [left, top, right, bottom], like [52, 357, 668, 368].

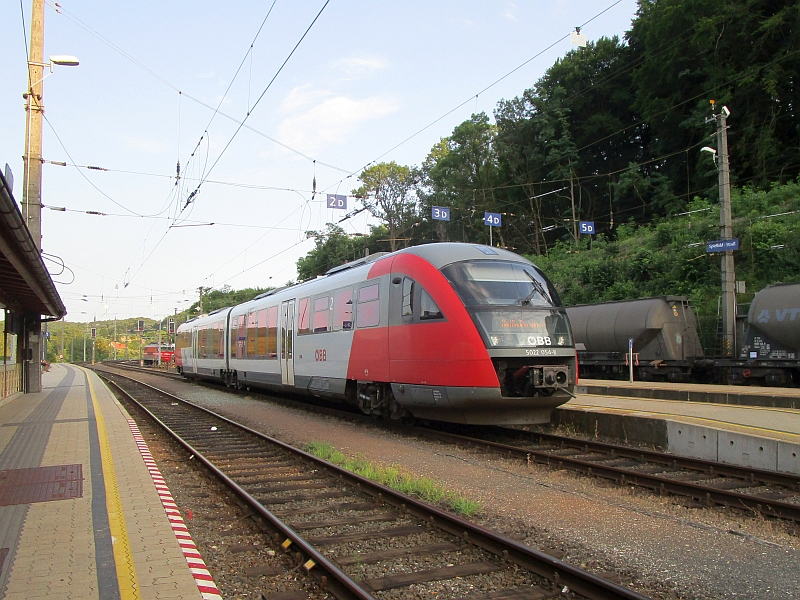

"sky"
[1, 0, 640, 323]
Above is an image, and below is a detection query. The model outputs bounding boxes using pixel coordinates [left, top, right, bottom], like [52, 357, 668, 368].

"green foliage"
[304, 442, 481, 517]
[534, 182, 800, 321]
[296, 224, 393, 281]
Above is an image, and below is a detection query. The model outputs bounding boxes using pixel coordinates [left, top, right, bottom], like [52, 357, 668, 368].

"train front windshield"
[441, 260, 572, 349]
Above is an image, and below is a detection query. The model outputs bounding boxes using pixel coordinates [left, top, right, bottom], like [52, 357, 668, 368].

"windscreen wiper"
[520, 271, 552, 306]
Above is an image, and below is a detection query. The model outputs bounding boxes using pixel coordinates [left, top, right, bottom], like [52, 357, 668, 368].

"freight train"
[565, 282, 800, 386]
[175, 243, 578, 425]
[142, 343, 174, 365]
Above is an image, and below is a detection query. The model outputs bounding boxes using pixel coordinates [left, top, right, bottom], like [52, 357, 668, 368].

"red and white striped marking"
[127, 419, 222, 600]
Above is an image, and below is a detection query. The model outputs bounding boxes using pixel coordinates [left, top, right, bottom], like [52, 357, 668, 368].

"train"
[142, 343, 175, 365]
[176, 243, 577, 425]
[565, 282, 800, 386]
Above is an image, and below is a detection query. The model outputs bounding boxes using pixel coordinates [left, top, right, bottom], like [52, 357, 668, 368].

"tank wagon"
[734, 282, 800, 385]
[566, 297, 705, 382]
[176, 243, 577, 425]
[566, 284, 800, 386]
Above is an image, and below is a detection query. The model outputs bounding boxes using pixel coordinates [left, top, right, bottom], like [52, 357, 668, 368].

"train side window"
[217, 320, 225, 358]
[313, 296, 331, 333]
[267, 306, 278, 358]
[420, 289, 443, 320]
[297, 298, 311, 335]
[236, 314, 246, 358]
[247, 311, 257, 357]
[199, 326, 208, 359]
[211, 322, 219, 358]
[402, 277, 414, 316]
[256, 309, 267, 358]
[357, 282, 380, 328]
[333, 287, 354, 330]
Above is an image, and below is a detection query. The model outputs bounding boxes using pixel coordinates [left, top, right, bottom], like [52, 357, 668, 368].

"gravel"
[117, 372, 800, 600]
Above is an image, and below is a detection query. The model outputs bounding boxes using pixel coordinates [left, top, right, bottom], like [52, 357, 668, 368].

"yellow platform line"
[568, 401, 800, 443]
[84, 368, 140, 600]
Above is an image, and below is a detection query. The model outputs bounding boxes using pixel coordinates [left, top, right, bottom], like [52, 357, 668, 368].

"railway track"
[96, 368, 650, 600]
[101, 361, 800, 525]
[416, 424, 800, 524]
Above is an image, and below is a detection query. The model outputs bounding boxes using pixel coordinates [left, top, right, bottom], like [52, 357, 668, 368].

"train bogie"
[176, 243, 577, 425]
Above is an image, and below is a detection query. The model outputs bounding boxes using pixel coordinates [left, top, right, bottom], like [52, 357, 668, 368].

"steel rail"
[414, 427, 800, 522]
[98, 368, 651, 600]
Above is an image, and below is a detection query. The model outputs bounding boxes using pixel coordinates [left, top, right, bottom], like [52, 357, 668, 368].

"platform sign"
[326, 194, 347, 210]
[579, 221, 595, 235]
[706, 238, 739, 253]
[432, 206, 450, 221]
[484, 212, 502, 227]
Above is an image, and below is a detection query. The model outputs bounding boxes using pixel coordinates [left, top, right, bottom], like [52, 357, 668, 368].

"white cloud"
[277, 86, 399, 153]
[329, 55, 387, 79]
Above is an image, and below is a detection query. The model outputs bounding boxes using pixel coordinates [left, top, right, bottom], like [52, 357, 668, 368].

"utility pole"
[707, 101, 736, 356]
[113, 317, 117, 360]
[198, 286, 210, 314]
[569, 164, 578, 247]
[22, 0, 44, 251]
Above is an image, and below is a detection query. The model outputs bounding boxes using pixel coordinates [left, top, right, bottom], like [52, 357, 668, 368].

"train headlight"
[557, 336, 566, 346]
[490, 335, 501, 346]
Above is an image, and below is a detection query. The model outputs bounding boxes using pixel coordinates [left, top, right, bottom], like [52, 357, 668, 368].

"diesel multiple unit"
[176, 243, 577, 425]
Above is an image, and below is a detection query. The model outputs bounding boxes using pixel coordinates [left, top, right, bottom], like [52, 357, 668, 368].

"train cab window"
[420, 289, 443, 320]
[267, 306, 278, 358]
[402, 278, 414, 316]
[313, 296, 331, 333]
[247, 311, 257, 357]
[333, 287, 354, 330]
[297, 298, 311, 335]
[357, 282, 380, 328]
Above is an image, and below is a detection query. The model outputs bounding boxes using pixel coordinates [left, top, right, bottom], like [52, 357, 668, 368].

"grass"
[303, 441, 482, 517]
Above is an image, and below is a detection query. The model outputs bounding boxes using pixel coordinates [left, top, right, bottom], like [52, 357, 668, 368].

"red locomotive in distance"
[142, 343, 174, 365]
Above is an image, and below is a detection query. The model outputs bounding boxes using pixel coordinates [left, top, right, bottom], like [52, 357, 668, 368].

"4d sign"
[484, 212, 502, 227]
[326, 194, 347, 210]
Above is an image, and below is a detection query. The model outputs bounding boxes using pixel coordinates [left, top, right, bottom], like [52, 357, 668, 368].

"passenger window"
[236, 314, 246, 358]
[357, 282, 380, 328]
[217, 320, 225, 358]
[297, 298, 310, 335]
[247, 311, 257, 357]
[313, 296, 331, 333]
[402, 278, 414, 316]
[333, 287, 354, 330]
[420, 290, 443, 320]
[267, 306, 278, 358]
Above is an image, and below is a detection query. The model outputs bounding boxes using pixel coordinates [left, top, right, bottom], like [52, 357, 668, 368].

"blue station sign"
[431, 206, 450, 221]
[706, 238, 739, 253]
[579, 221, 595, 234]
[326, 194, 347, 209]
[484, 212, 502, 227]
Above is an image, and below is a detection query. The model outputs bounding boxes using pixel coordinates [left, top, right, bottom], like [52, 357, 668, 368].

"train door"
[191, 327, 198, 373]
[280, 299, 295, 386]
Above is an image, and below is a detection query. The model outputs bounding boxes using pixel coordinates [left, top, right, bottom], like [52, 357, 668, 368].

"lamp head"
[49, 55, 80, 67]
[721, 105, 730, 118]
[701, 146, 717, 155]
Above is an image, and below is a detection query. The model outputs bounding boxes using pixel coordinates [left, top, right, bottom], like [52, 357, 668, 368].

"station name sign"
[706, 238, 739, 253]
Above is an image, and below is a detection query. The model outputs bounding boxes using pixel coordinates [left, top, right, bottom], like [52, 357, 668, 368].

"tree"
[352, 162, 419, 251]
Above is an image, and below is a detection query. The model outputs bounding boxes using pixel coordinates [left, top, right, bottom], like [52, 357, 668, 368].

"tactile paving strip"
[126, 419, 222, 600]
[0, 464, 83, 506]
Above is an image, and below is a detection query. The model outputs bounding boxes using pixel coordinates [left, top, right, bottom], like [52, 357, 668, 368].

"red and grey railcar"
[176, 243, 577, 425]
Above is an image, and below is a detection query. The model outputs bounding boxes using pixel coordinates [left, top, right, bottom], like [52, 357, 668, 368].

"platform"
[0, 363, 220, 599]
[578, 378, 800, 408]
[555, 381, 800, 475]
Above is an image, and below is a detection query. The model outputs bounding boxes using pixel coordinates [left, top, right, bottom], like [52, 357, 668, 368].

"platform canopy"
[0, 171, 66, 320]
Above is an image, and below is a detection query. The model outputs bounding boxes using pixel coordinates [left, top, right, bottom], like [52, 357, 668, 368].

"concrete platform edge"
[552, 407, 800, 475]
[577, 384, 800, 409]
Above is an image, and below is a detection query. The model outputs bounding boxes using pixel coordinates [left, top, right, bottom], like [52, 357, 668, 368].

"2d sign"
[326, 194, 347, 209]
[706, 238, 739, 253]
[431, 206, 450, 221]
[484, 212, 502, 227]
[579, 221, 595, 235]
